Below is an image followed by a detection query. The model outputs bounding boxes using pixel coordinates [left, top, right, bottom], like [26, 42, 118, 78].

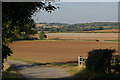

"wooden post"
[82, 57, 85, 65]
[78, 56, 88, 66]
[78, 56, 83, 66]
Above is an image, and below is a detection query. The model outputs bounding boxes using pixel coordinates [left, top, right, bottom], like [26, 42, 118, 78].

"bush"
[89, 73, 120, 80]
[2, 44, 13, 69]
[86, 49, 116, 73]
[38, 31, 47, 40]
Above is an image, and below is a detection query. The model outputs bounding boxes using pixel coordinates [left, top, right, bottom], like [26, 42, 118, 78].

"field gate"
[78, 56, 87, 66]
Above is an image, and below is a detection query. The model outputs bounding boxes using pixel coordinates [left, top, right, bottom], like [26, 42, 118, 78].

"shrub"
[86, 49, 116, 73]
[89, 73, 120, 80]
[2, 44, 13, 69]
[38, 31, 47, 40]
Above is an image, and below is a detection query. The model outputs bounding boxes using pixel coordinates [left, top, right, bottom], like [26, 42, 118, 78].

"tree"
[86, 49, 116, 73]
[38, 31, 47, 40]
[2, 2, 59, 69]
[98, 26, 103, 30]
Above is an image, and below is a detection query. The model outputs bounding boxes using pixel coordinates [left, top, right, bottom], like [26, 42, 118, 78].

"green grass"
[52, 63, 77, 67]
[2, 66, 22, 79]
[43, 39, 97, 42]
[7, 57, 78, 67]
[68, 66, 86, 74]
[104, 40, 120, 42]
[7, 57, 46, 65]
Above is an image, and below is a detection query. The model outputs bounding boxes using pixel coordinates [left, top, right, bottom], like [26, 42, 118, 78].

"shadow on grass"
[2, 65, 26, 80]
[8, 57, 78, 67]
[74, 67, 120, 80]
[51, 61, 78, 67]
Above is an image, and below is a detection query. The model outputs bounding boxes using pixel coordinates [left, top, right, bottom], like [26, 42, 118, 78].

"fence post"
[78, 56, 83, 66]
[82, 57, 85, 65]
[78, 56, 88, 66]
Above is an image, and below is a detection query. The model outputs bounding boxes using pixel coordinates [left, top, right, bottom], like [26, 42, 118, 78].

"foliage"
[38, 31, 47, 40]
[35, 22, 118, 33]
[98, 26, 103, 30]
[88, 73, 120, 80]
[2, 44, 13, 69]
[2, 65, 22, 79]
[2, 2, 58, 44]
[2, 2, 58, 69]
[86, 49, 116, 73]
[111, 55, 120, 74]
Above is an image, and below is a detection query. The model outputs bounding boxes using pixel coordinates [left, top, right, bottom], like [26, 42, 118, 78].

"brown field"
[91, 29, 119, 32]
[9, 41, 118, 63]
[46, 33, 118, 41]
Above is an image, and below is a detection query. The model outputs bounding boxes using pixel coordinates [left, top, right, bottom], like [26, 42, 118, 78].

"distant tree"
[98, 26, 103, 30]
[38, 31, 47, 40]
[44, 35, 47, 38]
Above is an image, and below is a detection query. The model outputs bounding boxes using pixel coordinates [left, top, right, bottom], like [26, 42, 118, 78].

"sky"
[60, 0, 119, 2]
[32, 2, 118, 24]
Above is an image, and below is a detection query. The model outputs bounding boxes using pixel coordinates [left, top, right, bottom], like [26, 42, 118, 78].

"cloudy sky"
[32, 2, 118, 24]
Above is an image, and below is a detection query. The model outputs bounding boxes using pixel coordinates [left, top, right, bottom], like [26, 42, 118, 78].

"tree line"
[35, 22, 118, 33]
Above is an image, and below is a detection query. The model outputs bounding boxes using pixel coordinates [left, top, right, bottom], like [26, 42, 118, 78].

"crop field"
[91, 29, 119, 32]
[9, 40, 118, 63]
[46, 33, 118, 41]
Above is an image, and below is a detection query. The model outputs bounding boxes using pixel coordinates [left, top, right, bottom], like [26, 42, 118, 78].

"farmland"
[45, 33, 118, 41]
[9, 40, 118, 63]
[86, 29, 119, 32]
[35, 22, 118, 33]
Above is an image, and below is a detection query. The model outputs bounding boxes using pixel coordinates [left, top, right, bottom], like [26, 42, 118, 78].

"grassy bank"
[45, 39, 97, 42]
[7, 57, 78, 67]
[2, 66, 22, 79]
[7, 57, 46, 65]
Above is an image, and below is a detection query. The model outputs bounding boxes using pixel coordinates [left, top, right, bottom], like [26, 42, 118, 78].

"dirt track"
[9, 41, 118, 63]
[8, 60, 73, 79]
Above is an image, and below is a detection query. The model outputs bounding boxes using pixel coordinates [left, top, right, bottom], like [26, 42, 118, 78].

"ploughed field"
[46, 33, 118, 41]
[9, 41, 118, 63]
[91, 29, 120, 32]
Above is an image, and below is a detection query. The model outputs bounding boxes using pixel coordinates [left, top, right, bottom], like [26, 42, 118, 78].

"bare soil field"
[91, 29, 119, 32]
[46, 33, 118, 41]
[9, 41, 118, 63]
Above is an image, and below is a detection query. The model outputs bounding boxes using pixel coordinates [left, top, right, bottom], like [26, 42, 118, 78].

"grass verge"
[2, 65, 22, 79]
[104, 40, 120, 42]
[7, 57, 46, 65]
[7, 57, 78, 67]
